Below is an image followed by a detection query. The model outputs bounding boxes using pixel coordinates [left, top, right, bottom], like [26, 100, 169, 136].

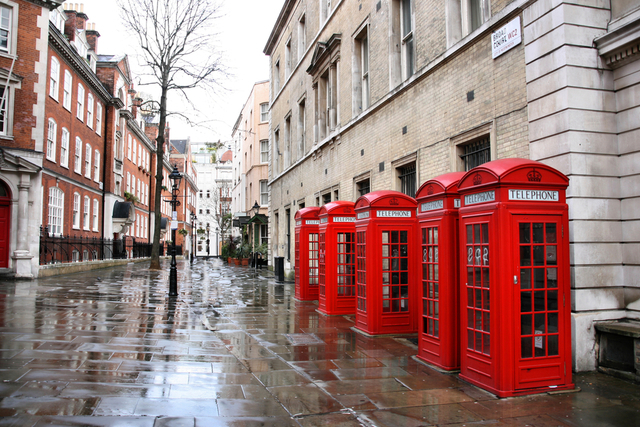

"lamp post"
[206, 224, 210, 259]
[252, 201, 260, 268]
[190, 212, 197, 264]
[168, 165, 182, 297]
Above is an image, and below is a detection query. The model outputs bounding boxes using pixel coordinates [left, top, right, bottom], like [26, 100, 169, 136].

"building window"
[260, 139, 269, 163]
[273, 128, 280, 174]
[460, 137, 491, 171]
[87, 93, 94, 129]
[48, 187, 64, 236]
[49, 57, 60, 100]
[0, 87, 7, 135]
[260, 102, 268, 122]
[137, 143, 142, 165]
[260, 180, 268, 205]
[285, 37, 292, 79]
[84, 143, 91, 178]
[132, 140, 137, 165]
[96, 102, 102, 135]
[398, 162, 416, 197]
[274, 60, 280, 93]
[46, 118, 56, 162]
[284, 114, 291, 168]
[320, 0, 330, 24]
[0, 6, 13, 54]
[298, 99, 306, 158]
[92, 199, 99, 231]
[83, 196, 90, 230]
[401, 0, 414, 80]
[63, 70, 72, 110]
[467, 0, 489, 34]
[94, 149, 100, 181]
[128, 135, 132, 159]
[73, 192, 80, 229]
[74, 137, 82, 173]
[60, 128, 69, 168]
[357, 178, 370, 197]
[322, 193, 331, 205]
[353, 25, 369, 116]
[298, 14, 306, 62]
[77, 84, 85, 121]
[308, 35, 340, 142]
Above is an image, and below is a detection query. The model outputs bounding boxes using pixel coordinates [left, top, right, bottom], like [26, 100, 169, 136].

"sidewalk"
[0, 259, 639, 426]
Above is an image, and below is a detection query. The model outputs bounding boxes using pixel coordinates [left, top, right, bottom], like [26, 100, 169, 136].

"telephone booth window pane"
[548, 290, 558, 310]
[519, 223, 530, 243]
[336, 232, 356, 298]
[309, 233, 319, 287]
[533, 246, 545, 266]
[548, 335, 559, 356]
[422, 226, 439, 337]
[546, 223, 557, 243]
[546, 246, 557, 265]
[521, 292, 532, 312]
[521, 337, 533, 358]
[356, 231, 367, 312]
[319, 233, 326, 297]
[534, 268, 545, 288]
[521, 269, 532, 289]
[520, 246, 531, 266]
[533, 223, 544, 243]
[522, 313, 532, 335]
[465, 221, 490, 355]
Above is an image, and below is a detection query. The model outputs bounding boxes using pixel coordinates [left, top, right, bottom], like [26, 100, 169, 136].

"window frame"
[86, 93, 94, 129]
[92, 198, 99, 231]
[46, 118, 56, 162]
[74, 137, 82, 174]
[48, 187, 64, 236]
[63, 70, 72, 110]
[93, 149, 100, 182]
[72, 192, 80, 229]
[83, 195, 90, 230]
[95, 102, 102, 135]
[260, 180, 268, 206]
[84, 143, 91, 178]
[0, 4, 15, 55]
[49, 56, 60, 101]
[76, 83, 85, 121]
[60, 128, 69, 168]
[260, 102, 269, 122]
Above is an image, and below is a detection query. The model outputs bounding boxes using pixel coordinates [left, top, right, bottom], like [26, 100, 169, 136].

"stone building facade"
[264, 0, 640, 372]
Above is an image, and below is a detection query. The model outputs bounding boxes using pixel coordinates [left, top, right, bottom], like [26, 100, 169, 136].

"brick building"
[168, 139, 198, 257]
[264, 0, 640, 373]
[0, 0, 64, 277]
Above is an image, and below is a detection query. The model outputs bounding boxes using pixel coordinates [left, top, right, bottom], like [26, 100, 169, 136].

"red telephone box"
[415, 172, 465, 371]
[295, 207, 321, 301]
[457, 158, 574, 397]
[318, 201, 357, 316]
[354, 191, 418, 336]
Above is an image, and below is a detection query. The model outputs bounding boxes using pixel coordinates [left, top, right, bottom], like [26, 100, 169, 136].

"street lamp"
[206, 224, 210, 259]
[252, 201, 260, 268]
[190, 212, 197, 264]
[168, 164, 182, 297]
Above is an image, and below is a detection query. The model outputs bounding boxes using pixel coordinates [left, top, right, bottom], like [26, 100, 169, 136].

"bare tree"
[119, 0, 223, 269]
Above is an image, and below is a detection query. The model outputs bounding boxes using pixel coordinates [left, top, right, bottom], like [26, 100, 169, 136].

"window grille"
[398, 163, 416, 197]
[460, 137, 490, 171]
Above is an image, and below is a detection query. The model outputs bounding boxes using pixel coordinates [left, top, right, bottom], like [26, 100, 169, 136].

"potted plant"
[124, 191, 139, 203]
[178, 229, 188, 237]
[239, 243, 252, 266]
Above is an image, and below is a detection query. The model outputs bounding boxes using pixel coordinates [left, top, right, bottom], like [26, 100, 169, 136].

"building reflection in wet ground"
[0, 258, 639, 426]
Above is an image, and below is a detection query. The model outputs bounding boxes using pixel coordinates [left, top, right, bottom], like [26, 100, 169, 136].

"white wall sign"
[306, 220, 320, 225]
[333, 216, 356, 222]
[421, 199, 444, 212]
[492, 16, 522, 59]
[357, 211, 370, 220]
[464, 190, 496, 205]
[376, 210, 412, 218]
[509, 189, 559, 201]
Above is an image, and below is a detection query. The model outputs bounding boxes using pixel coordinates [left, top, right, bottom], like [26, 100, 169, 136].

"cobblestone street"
[0, 259, 639, 426]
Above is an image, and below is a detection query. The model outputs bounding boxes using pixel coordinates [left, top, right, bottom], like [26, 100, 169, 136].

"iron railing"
[39, 226, 181, 265]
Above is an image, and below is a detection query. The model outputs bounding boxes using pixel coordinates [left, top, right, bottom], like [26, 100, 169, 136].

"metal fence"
[39, 226, 181, 265]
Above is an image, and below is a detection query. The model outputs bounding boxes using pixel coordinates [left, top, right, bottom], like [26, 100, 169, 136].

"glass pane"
[483, 333, 490, 355]
[546, 223, 557, 243]
[400, 244, 408, 257]
[422, 228, 426, 244]
[547, 268, 558, 288]
[392, 299, 400, 312]
[548, 335, 559, 356]
[521, 313, 532, 335]
[521, 291, 532, 313]
[548, 290, 558, 311]
[466, 225, 472, 244]
[482, 246, 489, 266]
[467, 288, 473, 307]
[400, 272, 408, 284]
[468, 329, 474, 349]
[382, 245, 389, 257]
[468, 309, 474, 328]
[533, 246, 545, 266]
[400, 258, 408, 271]
[474, 267, 482, 286]
[475, 289, 482, 308]
[475, 310, 482, 329]
[391, 231, 398, 243]
[433, 228, 438, 244]
[382, 231, 389, 244]
[533, 223, 544, 243]
[400, 230, 407, 243]
[519, 223, 530, 243]
[392, 286, 400, 299]
[548, 313, 558, 333]
[534, 292, 546, 312]
[546, 246, 557, 265]
[382, 259, 389, 271]
[520, 269, 531, 290]
[401, 285, 408, 298]
[434, 319, 439, 336]
[474, 224, 481, 244]
[483, 311, 490, 331]
[475, 331, 482, 351]
[534, 268, 545, 289]
[535, 337, 546, 357]
[520, 246, 531, 266]
[483, 289, 490, 310]
[481, 223, 489, 244]
[383, 272, 389, 284]
[423, 299, 428, 314]
[467, 267, 473, 287]
[434, 264, 439, 281]
[534, 313, 546, 332]
[522, 337, 533, 358]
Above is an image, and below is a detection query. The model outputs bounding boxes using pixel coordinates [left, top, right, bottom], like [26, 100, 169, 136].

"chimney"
[85, 23, 100, 53]
[75, 3, 88, 30]
[63, 3, 78, 41]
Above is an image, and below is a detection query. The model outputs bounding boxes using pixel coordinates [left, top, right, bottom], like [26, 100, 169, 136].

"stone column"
[12, 173, 34, 278]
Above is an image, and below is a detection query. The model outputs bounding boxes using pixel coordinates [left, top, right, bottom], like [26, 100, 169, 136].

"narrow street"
[0, 260, 639, 426]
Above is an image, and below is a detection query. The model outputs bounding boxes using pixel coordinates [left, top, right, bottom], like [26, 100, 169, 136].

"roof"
[171, 140, 188, 154]
[219, 150, 232, 163]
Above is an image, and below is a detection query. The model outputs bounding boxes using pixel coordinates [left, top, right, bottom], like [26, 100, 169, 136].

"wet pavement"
[1, 259, 639, 426]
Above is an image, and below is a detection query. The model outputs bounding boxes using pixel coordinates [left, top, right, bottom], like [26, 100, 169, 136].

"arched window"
[49, 57, 59, 100]
[46, 118, 56, 162]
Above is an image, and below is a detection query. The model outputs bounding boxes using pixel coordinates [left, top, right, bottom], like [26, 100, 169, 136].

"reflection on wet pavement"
[0, 258, 639, 426]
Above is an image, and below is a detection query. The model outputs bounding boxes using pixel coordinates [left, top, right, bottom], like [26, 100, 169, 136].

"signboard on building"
[492, 17, 521, 59]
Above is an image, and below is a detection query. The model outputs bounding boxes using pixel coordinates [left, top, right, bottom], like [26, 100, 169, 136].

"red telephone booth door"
[0, 181, 11, 268]
[461, 217, 494, 385]
[514, 215, 570, 390]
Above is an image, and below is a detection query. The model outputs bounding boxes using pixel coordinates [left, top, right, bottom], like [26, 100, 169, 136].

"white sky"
[78, 0, 284, 143]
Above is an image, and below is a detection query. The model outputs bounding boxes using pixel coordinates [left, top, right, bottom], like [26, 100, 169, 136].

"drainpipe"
[100, 104, 109, 241]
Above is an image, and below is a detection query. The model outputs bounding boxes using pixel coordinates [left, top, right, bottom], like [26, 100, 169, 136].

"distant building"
[231, 81, 270, 253]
